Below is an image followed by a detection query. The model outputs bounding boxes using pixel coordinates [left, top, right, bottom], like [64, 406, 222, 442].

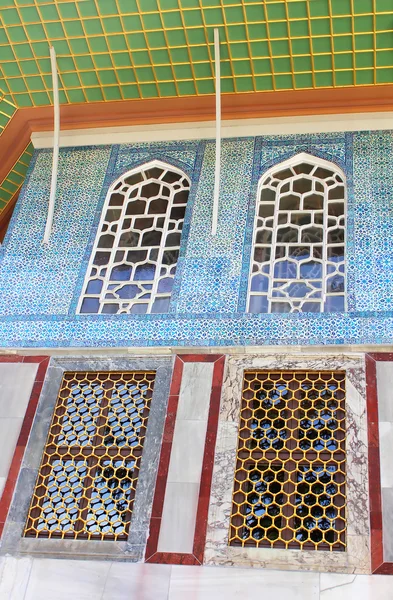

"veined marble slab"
[320, 572, 393, 599]
[205, 353, 370, 574]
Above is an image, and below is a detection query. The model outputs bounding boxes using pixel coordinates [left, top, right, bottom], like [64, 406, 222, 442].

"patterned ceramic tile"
[0, 132, 391, 348]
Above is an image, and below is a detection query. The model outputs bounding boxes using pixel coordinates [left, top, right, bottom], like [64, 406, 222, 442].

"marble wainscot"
[205, 353, 370, 574]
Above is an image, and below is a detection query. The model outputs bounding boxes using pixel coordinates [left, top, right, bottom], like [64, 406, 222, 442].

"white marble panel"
[167, 420, 208, 483]
[381, 487, 393, 562]
[0, 363, 38, 418]
[5, 557, 393, 599]
[0, 417, 23, 477]
[376, 361, 393, 422]
[169, 564, 319, 600]
[0, 476, 6, 499]
[0, 556, 33, 600]
[157, 482, 200, 554]
[103, 563, 171, 600]
[206, 353, 370, 574]
[156, 360, 214, 554]
[320, 572, 393, 599]
[379, 421, 393, 487]
[24, 558, 111, 600]
[176, 362, 214, 421]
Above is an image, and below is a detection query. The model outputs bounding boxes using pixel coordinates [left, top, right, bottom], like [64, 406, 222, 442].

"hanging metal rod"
[43, 46, 60, 245]
[211, 27, 221, 236]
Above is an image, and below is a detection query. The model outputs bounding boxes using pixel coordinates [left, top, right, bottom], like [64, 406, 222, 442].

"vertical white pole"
[212, 28, 221, 236]
[43, 46, 60, 244]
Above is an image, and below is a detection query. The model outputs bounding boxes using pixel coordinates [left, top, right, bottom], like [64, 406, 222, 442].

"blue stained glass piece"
[116, 285, 141, 300]
[130, 304, 148, 315]
[157, 278, 174, 293]
[273, 260, 297, 279]
[327, 275, 345, 293]
[324, 295, 345, 312]
[133, 263, 156, 281]
[110, 265, 132, 281]
[80, 298, 100, 313]
[251, 274, 269, 292]
[151, 297, 170, 313]
[300, 261, 323, 279]
[85, 279, 103, 294]
[286, 282, 313, 298]
[249, 295, 268, 313]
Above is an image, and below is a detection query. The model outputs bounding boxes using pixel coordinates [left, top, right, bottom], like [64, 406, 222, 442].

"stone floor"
[0, 557, 392, 600]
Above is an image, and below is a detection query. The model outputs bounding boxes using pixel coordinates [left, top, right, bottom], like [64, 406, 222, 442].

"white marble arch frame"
[205, 353, 370, 574]
[248, 152, 348, 315]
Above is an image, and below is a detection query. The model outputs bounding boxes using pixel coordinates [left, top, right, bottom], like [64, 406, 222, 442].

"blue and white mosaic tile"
[0, 131, 392, 348]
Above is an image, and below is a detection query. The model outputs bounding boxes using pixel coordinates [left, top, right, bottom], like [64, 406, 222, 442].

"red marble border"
[366, 353, 393, 574]
[145, 354, 225, 565]
[0, 355, 49, 536]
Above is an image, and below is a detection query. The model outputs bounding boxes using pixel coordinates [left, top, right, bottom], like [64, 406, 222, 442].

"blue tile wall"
[0, 131, 392, 348]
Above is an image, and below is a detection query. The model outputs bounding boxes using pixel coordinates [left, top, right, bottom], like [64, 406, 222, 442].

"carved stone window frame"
[0, 356, 172, 561]
[205, 353, 370, 574]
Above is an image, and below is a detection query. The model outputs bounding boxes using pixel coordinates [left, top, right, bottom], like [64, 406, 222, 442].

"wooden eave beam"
[0, 189, 20, 242]
[1, 83, 393, 232]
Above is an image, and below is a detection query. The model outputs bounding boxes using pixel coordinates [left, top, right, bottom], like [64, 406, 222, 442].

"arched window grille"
[248, 153, 346, 314]
[78, 160, 190, 315]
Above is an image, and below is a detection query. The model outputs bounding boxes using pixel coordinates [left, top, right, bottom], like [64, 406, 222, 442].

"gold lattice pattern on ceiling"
[0, 0, 392, 113]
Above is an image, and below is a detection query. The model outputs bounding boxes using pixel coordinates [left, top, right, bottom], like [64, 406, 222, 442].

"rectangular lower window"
[229, 370, 346, 551]
[24, 371, 155, 540]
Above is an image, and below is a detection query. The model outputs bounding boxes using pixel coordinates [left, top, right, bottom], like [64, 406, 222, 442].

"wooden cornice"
[0, 189, 19, 242]
[1, 83, 393, 210]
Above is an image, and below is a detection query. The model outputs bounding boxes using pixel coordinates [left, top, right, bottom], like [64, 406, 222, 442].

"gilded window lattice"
[229, 371, 346, 551]
[78, 160, 190, 315]
[248, 154, 345, 314]
[24, 371, 155, 540]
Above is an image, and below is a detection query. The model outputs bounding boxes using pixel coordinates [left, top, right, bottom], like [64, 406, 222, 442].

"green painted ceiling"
[0, 0, 393, 212]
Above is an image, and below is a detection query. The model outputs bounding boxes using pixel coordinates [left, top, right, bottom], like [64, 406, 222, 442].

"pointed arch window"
[78, 160, 190, 315]
[248, 153, 346, 314]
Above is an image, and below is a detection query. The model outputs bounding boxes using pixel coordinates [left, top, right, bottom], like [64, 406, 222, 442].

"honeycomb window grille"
[248, 153, 346, 314]
[24, 371, 155, 540]
[78, 160, 191, 315]
[229, 371, 346, 551]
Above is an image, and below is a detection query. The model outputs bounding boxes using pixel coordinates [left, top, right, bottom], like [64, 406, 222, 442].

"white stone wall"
[1, 556, 392, 600]
[0, 363, 37, 498]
